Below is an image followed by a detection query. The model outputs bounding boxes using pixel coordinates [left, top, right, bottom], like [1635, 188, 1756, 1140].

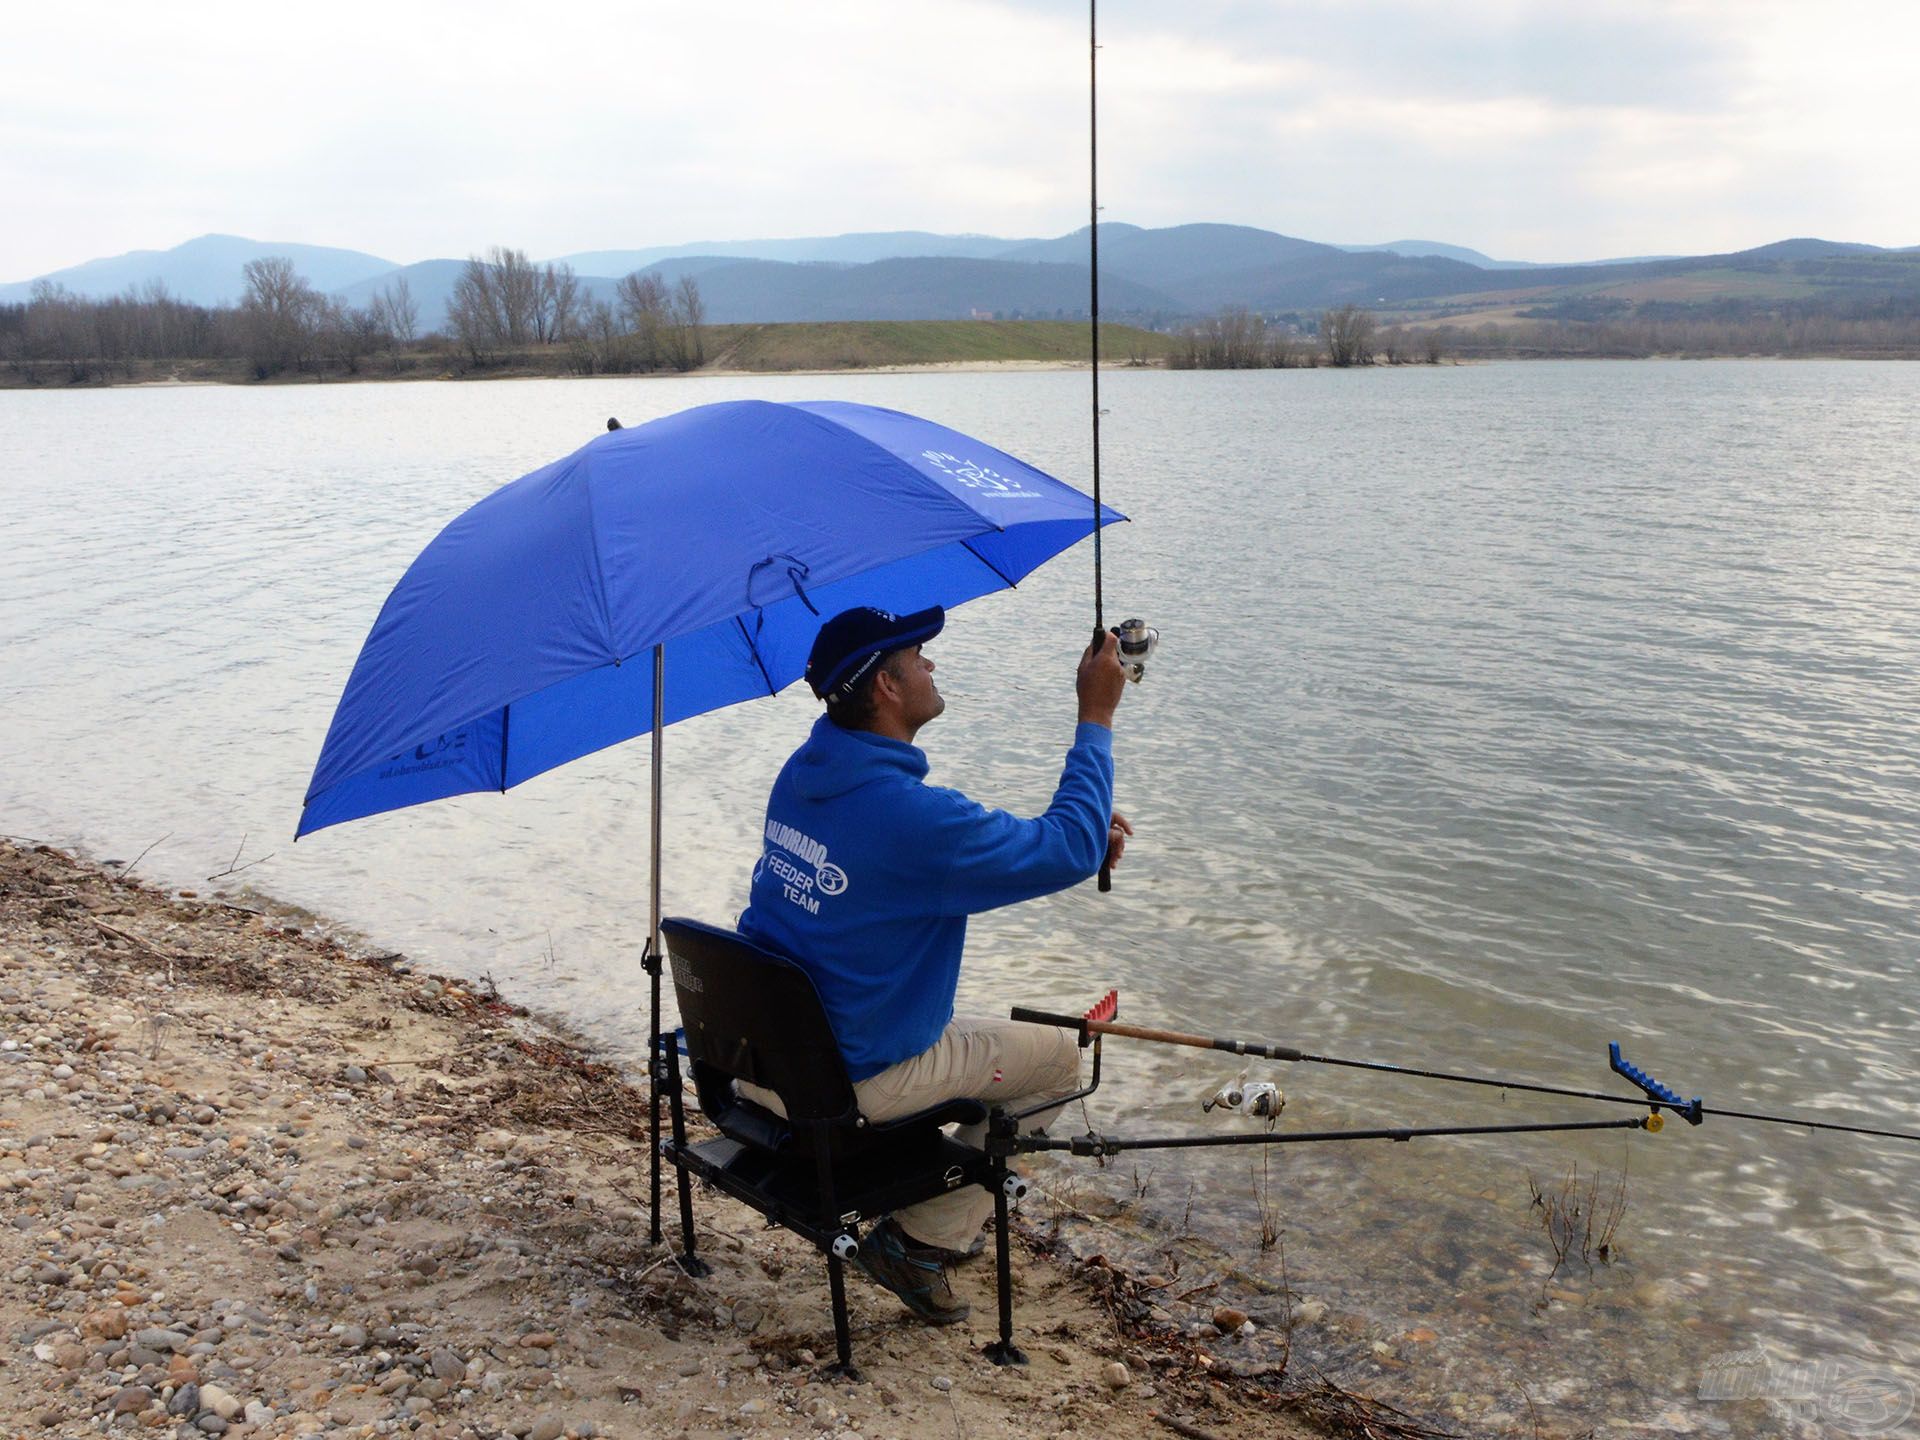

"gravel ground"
[0, 839, 1349, 1440]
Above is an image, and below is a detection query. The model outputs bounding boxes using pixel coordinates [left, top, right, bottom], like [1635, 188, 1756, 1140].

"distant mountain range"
[7, 225, 1919, 328]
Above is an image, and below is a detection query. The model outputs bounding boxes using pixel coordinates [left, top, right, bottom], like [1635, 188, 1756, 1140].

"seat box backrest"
[663, 917, 858, 1124]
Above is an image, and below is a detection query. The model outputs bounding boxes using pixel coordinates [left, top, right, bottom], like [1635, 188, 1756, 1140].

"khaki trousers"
[741, 1015, 1081, 1254]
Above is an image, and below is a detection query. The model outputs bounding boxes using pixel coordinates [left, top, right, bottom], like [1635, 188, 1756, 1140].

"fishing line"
[1089, 0, 1103, 636]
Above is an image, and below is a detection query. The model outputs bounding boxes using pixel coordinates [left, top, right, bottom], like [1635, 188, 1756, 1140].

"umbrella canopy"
[299, 399, 1123, 836]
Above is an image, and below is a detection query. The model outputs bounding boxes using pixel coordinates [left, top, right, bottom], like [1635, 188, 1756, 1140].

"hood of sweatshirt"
[789, 713, 931, 802]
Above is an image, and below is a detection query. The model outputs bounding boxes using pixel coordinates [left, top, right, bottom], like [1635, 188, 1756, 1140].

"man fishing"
[739, 604, 1131, 1324]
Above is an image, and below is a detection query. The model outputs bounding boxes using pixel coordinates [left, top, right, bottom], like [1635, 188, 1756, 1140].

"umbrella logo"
[919, 449, 1042, 499]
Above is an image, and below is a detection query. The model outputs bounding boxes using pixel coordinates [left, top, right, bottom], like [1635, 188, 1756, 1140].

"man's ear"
[869, 663, 900, 706]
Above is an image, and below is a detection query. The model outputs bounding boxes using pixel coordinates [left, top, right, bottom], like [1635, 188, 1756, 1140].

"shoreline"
[0, 358, 1111, 392]
[7, 349, 1915, 393]
[0, 838, 1351, 1440]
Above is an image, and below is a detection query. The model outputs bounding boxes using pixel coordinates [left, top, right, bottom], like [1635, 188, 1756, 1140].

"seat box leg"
[982, 1168, 1027, 1367]
[824, 1249, 860, 1380]
[662, 1044, 710, 1278]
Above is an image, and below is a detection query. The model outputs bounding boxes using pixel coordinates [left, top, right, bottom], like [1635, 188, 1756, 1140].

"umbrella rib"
[499, 702, 511, 792]
[735, 616, 781, 698]
[960, 539, 1018, 591]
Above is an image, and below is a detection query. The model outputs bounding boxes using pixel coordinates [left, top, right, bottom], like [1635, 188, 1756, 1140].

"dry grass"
[1527, 1160, 1629, 1298]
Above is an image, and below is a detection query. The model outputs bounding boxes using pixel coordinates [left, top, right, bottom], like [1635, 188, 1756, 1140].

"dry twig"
[119, 832, 171, 879]
[206, 833, 275, 881]
[1281, 1371, 1458, 1440]
[88, 917, 184, 983]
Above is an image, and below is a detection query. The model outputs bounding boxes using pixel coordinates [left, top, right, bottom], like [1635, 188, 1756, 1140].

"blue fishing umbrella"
[298, 397, 1124, 1251]
[299, 398, 1122, 837]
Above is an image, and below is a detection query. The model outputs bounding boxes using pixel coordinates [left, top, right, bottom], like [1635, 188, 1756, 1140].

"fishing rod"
[1085, 0, 1159, 894]
[987, 991, 1655, 1159]
[1011, 991, 1920, 1145]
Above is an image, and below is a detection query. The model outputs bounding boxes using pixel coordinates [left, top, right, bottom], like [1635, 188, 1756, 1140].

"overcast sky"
[5, 0, 1917, 280]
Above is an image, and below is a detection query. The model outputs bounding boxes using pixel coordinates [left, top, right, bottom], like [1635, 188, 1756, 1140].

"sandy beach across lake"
[0, 839, 1358, 1440]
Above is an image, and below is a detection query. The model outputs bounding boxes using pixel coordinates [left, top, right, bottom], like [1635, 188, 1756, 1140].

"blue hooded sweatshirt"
[738, 715, 1114, 1081]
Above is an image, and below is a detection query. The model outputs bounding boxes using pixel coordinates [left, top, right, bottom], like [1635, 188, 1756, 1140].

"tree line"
[1169, 304, 1439, 369]
[1404, 297, 1920, 359]
[0, 248, 705, 383]
[1170, 294, 1920, 369]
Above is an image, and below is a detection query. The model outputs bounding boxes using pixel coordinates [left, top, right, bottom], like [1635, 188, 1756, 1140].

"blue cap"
[805, 605, 945, 701]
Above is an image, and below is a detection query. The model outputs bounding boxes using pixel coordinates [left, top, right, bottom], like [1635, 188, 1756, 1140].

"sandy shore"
[0, 840, 1371, 1440]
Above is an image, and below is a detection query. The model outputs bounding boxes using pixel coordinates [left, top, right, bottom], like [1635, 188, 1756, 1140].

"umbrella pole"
[648, 643, 665, 1246]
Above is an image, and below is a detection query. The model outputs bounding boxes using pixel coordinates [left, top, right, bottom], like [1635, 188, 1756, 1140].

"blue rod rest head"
[1609, 1042, 1704, 1125]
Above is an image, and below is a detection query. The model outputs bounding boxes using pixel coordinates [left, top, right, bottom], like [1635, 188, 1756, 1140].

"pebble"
[111, 1384, 153, 1414]
[675, 1355, 704, 1377]
[1211, 1307, 1248, 1332]
[1101, 1361, 1130, 1390]
[168, 1383, 201, 1416]
[196, 1418, 229, 1436]
[243, 1400, 274, 1425]
[198, 1382, 243, 1420]
[525, 1415, 566, 1440]
[430, 1346, 465, 1379]
[1294, 1299, 1328, 1325]
[520, 1330, 558, 1348]
[931, 1376, 953, 1392]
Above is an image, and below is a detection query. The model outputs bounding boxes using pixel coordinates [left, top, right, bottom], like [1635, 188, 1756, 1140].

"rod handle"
[1010, 1005, 1082, 1029]
[1097, 861, 1112, 892]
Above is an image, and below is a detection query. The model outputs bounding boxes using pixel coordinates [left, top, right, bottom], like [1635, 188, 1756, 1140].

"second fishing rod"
[1010, 993, 1920, 1145]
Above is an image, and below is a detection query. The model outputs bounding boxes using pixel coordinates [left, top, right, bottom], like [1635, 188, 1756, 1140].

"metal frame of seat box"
[658, 917, 1045, 1372]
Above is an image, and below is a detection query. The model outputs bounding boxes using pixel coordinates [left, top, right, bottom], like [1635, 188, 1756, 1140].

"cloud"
[1, 0, 1916, 280]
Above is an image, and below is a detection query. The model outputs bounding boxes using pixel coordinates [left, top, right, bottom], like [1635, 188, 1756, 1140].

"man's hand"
[1105, 811, 1134, 870]
[1077, 628, 1127, 727]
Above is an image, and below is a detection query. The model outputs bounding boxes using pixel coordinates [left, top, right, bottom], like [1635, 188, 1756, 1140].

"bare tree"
[24, 280, 94, 379]
[616, 270, 671, 370]
[565, 299, 633, 375]
[240, 256, 323, 376]
[1320, 304, 1377, 367]
[489, 246, 540, 345]
[376, 275, 418, 348]
[672, 274, 706, 368]
[448, 255, 508, 364]
[537, 262, 582, 344]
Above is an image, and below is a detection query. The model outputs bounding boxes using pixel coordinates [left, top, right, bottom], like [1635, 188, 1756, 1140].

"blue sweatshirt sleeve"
[922, 722, 1114, 917]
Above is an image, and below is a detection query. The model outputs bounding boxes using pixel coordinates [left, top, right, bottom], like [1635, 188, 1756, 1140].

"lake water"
[4, 362, 1917, 1435]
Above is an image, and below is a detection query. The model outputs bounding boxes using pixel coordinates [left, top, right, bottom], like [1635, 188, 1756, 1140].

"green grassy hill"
[704, 320, 1172, 371]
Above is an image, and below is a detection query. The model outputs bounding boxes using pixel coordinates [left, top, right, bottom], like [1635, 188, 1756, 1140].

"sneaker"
[854, 1219, 970, 1325]
[909, 1230, 988, 1265]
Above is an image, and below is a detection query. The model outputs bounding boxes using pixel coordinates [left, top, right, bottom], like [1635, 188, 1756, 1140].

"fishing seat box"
[658, 917, 1003, 1371]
